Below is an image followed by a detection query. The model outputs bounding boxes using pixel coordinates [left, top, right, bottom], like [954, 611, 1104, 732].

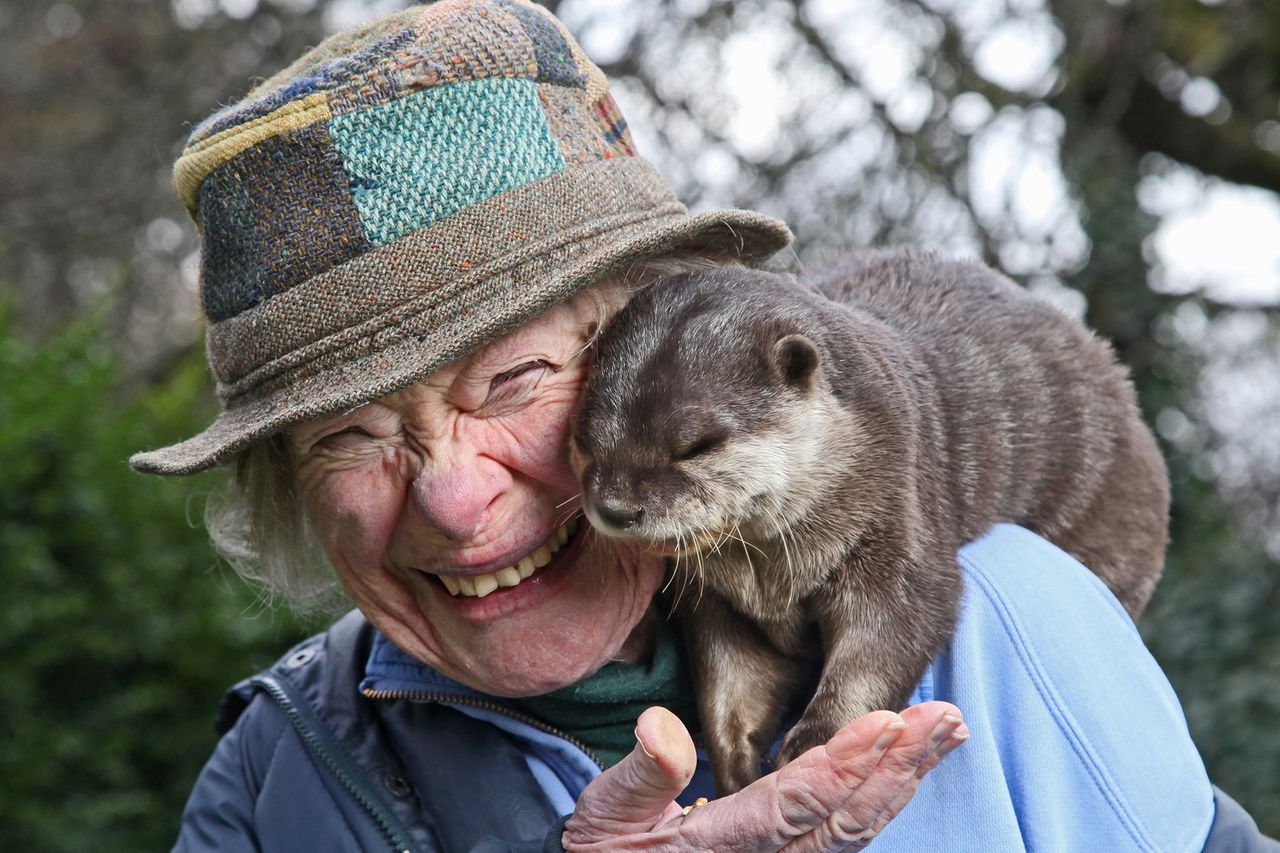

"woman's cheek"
[499, 391, 581, 489]
[303, 459, 407, 571]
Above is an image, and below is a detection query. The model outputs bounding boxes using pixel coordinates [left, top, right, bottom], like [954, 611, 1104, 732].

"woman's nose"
[409, 454, 511, 542]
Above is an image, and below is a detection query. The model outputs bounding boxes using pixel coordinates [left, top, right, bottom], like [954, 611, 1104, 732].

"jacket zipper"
[255, 675, 417, 853]
[361, 687, 607, 770]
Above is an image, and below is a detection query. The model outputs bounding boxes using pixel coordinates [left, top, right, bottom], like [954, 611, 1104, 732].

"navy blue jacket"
[175, 611, 565, 852]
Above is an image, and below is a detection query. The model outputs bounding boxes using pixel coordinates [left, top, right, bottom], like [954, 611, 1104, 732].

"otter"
[571, 249, 1169, 794]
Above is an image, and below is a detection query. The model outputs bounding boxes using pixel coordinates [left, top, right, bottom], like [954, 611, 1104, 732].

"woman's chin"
[432, 607, 635, 697]
[427, 553, 666, 696]
[376, 535, 668, 698]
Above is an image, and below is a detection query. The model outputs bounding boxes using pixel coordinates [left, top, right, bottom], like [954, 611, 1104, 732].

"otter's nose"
[596, 502, 645, 530]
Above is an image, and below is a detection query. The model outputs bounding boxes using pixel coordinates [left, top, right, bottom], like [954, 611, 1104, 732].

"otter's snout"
[596, 502, 644, 530]
[582, 463, 647, 535]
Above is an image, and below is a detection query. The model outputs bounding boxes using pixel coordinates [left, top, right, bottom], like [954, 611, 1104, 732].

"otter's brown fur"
[573, 249, 1169, 794]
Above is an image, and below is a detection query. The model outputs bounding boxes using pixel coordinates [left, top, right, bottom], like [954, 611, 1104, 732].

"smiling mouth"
[434, 515, 582, 598]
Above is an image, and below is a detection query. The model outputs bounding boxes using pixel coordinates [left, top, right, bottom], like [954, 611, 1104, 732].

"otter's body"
[573, 249, 1169, 794]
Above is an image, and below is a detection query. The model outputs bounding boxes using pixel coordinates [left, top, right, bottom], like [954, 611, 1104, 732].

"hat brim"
[130, 207, 792, 475]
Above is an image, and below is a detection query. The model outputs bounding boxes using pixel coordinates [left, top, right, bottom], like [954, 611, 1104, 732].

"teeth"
[473, 574, 499, 598]
[438, 515, 580, 598]
[516, 556, 535, 579]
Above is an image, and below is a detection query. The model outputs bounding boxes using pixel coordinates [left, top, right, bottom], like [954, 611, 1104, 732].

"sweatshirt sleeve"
[872, 524, 1216, 853]
[1204, 787, 1280, 853]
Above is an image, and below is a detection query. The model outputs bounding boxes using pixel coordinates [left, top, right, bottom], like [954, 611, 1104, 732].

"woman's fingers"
[775, 702, 969, 853]
[563, 707, 695, 846]
[564, 702, 968, 853]
[849, 724, 969, 847]
[683, 708, 914, 851]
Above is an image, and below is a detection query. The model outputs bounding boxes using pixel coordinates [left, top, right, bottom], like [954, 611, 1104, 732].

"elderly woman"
[133, 2, 1273, 851]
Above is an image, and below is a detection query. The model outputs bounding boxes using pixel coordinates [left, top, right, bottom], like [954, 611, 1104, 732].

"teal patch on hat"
[328, 77, 566, 246]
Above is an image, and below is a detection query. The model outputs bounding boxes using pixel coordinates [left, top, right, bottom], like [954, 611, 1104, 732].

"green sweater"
[510, 619, 701, 767]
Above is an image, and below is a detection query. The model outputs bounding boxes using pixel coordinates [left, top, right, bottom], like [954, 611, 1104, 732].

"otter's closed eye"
[674, 431, 728, 461]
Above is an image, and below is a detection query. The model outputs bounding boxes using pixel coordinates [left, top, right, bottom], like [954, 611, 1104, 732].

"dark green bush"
[1143, 468, 1280, 834]
[0, 304, 309, 850]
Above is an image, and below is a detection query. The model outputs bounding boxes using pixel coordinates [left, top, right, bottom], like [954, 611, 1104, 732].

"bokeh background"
[2, 0, 1277, 847]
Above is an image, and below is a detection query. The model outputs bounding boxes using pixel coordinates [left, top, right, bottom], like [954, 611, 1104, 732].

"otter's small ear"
[772, 334, 820, 391]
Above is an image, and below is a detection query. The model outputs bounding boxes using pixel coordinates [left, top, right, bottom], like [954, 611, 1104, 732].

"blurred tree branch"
[1057, 5, 1280, 193]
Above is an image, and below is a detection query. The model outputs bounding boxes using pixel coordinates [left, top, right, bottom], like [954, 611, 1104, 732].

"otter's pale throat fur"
[572, 249, 1169, 795]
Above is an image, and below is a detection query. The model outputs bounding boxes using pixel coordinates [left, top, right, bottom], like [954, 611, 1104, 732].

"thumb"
[565, 706, 696, 840]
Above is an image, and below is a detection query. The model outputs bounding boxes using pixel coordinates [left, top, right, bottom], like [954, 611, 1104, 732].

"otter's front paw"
[776, 715, 840, 768]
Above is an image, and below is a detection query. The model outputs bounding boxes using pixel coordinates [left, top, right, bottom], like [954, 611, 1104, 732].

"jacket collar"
[360, 630, 491, 702]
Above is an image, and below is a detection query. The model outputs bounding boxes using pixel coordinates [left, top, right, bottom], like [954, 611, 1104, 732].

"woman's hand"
[562, 702, 967, 852]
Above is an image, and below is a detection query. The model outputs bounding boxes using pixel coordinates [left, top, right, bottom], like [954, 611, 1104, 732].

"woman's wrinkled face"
[288, 286, 667, 697]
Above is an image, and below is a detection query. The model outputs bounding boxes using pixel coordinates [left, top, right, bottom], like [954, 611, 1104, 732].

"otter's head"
[573, 268, 839, 555]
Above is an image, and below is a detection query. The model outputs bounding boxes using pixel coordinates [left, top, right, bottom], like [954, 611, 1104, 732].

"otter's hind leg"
[678, 591, 805, 795]
[1048, 414, 1169, 619]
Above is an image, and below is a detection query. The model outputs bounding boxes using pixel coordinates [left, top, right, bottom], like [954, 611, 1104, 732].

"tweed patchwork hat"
[130, 0, 792, 475]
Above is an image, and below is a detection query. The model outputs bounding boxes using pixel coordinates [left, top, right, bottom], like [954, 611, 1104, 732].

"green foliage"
[1143, 464, 1280, 835]
[1064, 108, 1280, 834]
[0, 303, 310, 851]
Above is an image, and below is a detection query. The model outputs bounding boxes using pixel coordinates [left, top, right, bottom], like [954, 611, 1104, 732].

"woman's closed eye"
[314, 425, 375, 451]
[482, 359, 555, 408]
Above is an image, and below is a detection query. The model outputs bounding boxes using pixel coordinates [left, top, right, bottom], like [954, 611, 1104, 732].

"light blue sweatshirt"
[366, 524, 1216, 851]
[876, 524, 1214, 851]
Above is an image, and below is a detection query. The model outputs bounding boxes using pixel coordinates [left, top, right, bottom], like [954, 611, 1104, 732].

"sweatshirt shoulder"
[957, 523, 1136, 634]
[940, 524, 1214, 852]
